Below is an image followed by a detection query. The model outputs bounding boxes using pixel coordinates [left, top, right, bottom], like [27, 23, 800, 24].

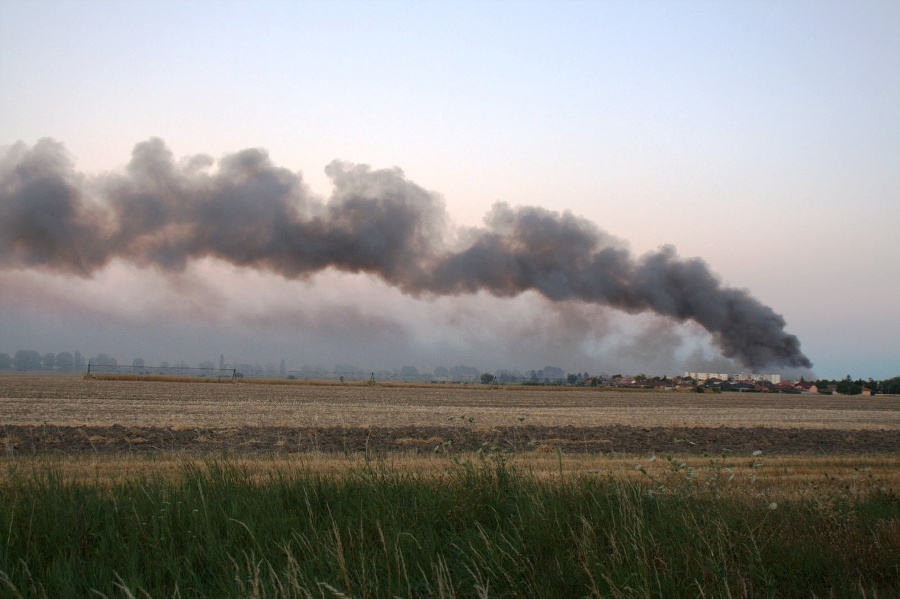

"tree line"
[0, 349, 575, 385]
[3, 349, 897, 394]
[813, 376, 900, 396]
[0, 350, 87, 372]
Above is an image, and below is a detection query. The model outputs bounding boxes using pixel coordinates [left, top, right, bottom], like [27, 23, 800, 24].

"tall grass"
[1, 456, 897, 598]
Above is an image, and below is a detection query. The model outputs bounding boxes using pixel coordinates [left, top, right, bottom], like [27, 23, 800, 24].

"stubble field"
[2, 373, 898, 458]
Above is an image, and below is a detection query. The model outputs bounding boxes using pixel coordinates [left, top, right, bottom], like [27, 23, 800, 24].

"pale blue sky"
[1, 0, 898, 379]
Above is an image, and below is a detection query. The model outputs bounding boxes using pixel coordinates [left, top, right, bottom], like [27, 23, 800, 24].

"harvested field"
[3, 452, 899, 502]
[2, 373, 898, 456]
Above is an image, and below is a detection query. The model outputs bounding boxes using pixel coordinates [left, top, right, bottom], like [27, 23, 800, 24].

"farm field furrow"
[1, 374, 897, 430]
[4, 422, 900, 456]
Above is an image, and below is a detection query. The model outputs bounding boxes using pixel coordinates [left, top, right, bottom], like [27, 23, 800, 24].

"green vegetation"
[814, 376, 900, 396]
[2, 457, 897, 598]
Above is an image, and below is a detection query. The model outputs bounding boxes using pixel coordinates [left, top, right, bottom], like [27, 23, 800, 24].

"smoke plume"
[0, 138, 812, 369]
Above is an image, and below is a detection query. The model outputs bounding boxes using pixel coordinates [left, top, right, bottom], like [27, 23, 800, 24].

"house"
[794, 381, 818, 394]
[726, 381, 756, 392]
[773, 382, 799, 393]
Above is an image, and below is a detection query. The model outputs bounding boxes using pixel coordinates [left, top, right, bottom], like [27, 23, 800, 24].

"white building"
[683, 372, 730, 381]
[684, 372, 782, 384]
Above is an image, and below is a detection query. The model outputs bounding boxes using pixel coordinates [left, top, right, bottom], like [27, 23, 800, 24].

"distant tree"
[433, 366, 450, 379]
[539, 366, 565, 382]
[73, 351, 84, 371]
[448, 365, 480, 381]
[399, 366, 420, 379]
[814, 379, 832, 388]
[0, 353, 11, 370]
[279, 359, 286, 376]
[42, 353, 56, 371]
[480, 373, 496, 385]
[14, 350, 43, 371]
[90, 354, 117, 374]
[566, 373, 578, 385]
[56, 352, 74, 372]
[495, 369, 519, 384]
[836, 378, 863, 395]
[132, 358, 145, 372]
[219, 354, 226, 370]
[882, 377, 900, 395]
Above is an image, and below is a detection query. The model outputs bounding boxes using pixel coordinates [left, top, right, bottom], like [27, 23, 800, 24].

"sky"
[1, 0, 898, 380]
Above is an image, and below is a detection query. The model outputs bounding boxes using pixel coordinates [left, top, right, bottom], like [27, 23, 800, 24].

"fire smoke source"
[0, 138, 812, 369]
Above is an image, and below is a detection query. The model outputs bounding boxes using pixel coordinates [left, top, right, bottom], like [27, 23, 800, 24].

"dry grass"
[2, 451, 897, 500]
[86, 372, 486, 388]
[2, 373, 898, 430]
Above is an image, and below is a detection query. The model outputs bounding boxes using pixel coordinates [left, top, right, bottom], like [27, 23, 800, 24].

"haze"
[1, 0, 898, 379]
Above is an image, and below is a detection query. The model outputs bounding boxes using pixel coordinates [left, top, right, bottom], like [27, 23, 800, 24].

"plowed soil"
[3, 423, 899, 456]
[2, 374, 898, 455]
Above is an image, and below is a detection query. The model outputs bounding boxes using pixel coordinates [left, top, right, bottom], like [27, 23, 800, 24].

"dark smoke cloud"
[0, 138, 812, 369]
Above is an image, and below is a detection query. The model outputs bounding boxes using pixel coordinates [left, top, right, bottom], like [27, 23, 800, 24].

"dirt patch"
[3, 424, 898, 456]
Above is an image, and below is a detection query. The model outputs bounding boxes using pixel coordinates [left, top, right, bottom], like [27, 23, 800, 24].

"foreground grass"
[1, 455, 898, 598]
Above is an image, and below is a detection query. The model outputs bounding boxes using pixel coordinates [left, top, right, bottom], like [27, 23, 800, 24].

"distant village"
[1, 349, 897, 394]
[602, 372, 895, 395]
[570, 372, 827, 394]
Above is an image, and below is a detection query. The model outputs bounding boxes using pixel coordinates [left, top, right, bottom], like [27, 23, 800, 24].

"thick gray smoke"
[0, 138, 812, 369]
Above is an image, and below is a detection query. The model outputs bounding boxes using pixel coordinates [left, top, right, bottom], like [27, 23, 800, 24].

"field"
[2, 374, 899, 597]
[4, 374, 899, 429]
[1, 373, 899, 457]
